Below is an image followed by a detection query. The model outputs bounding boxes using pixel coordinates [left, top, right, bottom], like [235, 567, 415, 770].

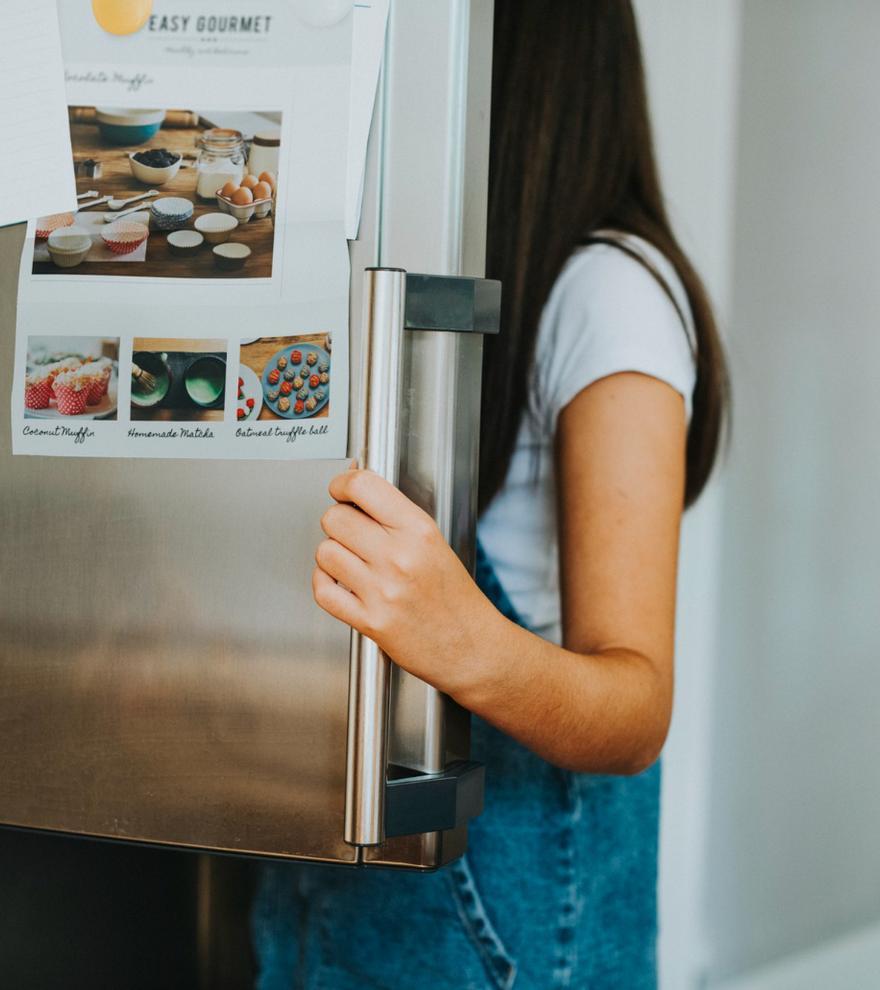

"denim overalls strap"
[252, 542, 660, 989]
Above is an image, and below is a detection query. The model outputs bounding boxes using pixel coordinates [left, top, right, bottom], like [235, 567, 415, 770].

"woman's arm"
[313, 371, 686, 774]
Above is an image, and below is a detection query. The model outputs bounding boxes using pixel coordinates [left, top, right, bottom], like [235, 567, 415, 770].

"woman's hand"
[312, 467, 498, 696]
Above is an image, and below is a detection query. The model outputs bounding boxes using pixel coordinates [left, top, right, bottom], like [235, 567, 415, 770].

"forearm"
[444, 608, 671, 775]
[312, 466, 677, 776]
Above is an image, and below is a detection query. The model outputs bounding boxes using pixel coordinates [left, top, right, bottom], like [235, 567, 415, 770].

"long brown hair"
[480, 0, 728, 512]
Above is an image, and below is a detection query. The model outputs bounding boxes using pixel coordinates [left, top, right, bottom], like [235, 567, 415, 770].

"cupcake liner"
[53, 382, 89, 416]
[102, 221, 149, 256]
[24, 379, 52, 409]
[35, 212, 75, 240]
[86, 375, 105, 405]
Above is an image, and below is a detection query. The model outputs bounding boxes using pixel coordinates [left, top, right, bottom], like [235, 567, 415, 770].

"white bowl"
[95, 107, 165, 126]
[94, 108, 166, 145]
[129, 151, 182, 185]
[47, 226, 92, 267]
[194, 212, 239, 244]
[48, 225, 91, 252]
[167, 230, 204, 256]
[213, 242, 251, 271]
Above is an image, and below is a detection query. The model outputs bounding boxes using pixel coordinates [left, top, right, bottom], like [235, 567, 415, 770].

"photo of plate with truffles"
[23, 336, 119, 420]
[239, 334, 331, 421]
[32, 106, 282, 280]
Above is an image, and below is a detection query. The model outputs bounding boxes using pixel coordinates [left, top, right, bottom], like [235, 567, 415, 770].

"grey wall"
[705, 0, 880, 980]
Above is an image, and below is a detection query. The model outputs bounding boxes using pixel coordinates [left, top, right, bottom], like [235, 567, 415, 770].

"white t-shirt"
[477, 235, 697, 644]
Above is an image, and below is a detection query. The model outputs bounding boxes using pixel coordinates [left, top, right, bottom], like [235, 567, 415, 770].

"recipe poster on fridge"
[12, 0, 360, 460]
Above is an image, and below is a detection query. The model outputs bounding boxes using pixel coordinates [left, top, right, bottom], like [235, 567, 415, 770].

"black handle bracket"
[384, 760, 485, 838]
[404, 274, 501, 335]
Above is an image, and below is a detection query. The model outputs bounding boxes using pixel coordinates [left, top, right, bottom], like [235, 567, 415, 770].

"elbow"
[615, 732, 667, 776]
[563, 722, 669, 776]
[615, 704, 672, 775]
[579, 697, 672, 776]
[612, 656, 673, 775]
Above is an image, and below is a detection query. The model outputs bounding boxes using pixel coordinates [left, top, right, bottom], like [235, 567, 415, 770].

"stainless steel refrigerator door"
[0, 0, 492, 865]
[0, 244, 358, 862]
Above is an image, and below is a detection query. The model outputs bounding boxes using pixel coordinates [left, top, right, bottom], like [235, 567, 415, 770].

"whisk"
[131, 363, 157, 393]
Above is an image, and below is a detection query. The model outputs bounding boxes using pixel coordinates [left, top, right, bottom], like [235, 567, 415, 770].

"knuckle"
[392, 542, 424, 579]
[348, 471, 369, 501]
[414, 515, 437, 542]
[388, 549, 412, 579]
[377, 577, 404, 606]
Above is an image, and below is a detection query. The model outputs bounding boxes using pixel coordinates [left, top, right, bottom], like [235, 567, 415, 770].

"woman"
[252, 1, 727, 987]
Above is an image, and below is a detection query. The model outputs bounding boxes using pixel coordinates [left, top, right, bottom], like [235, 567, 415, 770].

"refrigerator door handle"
[344, 267, 407, 848]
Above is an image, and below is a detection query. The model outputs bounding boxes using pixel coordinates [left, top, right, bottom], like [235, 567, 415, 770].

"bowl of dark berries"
[129, 148, 183, 185]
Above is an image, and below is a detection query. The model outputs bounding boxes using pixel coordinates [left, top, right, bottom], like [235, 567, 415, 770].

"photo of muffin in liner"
[23, 337, 119, 420]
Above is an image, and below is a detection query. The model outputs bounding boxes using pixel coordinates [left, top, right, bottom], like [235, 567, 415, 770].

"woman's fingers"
[329, 469, 420, 530]
[312, 566, 368, 630]
[320, 502, 387, 562]
[315, 538, 370, 596]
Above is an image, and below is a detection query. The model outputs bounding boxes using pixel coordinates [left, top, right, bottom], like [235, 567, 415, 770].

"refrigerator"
[0, 1, 496, 983]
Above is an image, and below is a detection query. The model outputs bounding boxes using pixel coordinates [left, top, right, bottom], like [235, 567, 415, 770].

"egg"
[252, 181, 272, 201]
[258, 171, 276, 191]
[220, 180, 240, 199]
[240, 174, 259, 190]
[231, 186, 254, 205]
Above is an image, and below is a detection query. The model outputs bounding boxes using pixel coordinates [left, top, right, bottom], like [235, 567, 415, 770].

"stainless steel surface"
[0, 152, 382, 864]
[344, 268, 406, 847]
[0, 0, 494, 869]
[365, 0, 494, 868]
[389, 329, 483, 774]
[0, 278, 356, 858]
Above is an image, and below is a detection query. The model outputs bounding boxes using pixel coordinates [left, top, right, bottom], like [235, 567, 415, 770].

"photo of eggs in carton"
[216, 171, 276, 222]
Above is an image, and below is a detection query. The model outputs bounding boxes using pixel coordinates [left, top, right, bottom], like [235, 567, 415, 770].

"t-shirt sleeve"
[531, 244, 697, 431]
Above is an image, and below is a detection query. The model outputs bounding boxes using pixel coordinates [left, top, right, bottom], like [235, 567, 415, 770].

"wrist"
[442, 598, 526, 711]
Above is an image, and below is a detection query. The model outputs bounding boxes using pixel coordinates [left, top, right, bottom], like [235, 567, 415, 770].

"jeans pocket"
[447, 855, 518, 990]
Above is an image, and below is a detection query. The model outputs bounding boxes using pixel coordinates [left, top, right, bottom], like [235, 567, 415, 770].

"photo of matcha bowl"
[130, 339, 227, 422]
[131, 352, 172, 409]
[183, 355, 226, 409]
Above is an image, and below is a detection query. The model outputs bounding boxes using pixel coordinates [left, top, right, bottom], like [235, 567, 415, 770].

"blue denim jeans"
[251, 545, 660, 989]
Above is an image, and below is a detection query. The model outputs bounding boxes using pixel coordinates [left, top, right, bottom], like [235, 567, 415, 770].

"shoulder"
[547, 237, 694, 348]
[532, 236, 697, 425]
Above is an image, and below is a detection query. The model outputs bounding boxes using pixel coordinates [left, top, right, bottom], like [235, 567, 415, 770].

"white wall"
[703, 0, 880, 982]
[633, 3, 742, 987]
[639, 1, 880, 986]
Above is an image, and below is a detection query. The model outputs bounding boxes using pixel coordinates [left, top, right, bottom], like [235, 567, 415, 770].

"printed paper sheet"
[0, 0, 78, 228]
[12, 0, 360, 460]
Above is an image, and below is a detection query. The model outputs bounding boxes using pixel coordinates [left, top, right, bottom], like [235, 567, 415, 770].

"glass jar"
[195, 128, 246, 201]
[248, 130, 281, 181]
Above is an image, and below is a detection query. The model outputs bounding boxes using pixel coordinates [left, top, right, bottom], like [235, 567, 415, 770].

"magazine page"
[12, 0, 354, 459]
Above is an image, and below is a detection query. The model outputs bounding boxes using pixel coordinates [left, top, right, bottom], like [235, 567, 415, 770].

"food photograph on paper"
[238, 334, 332, 422]
[23, 336, 119, 420]
[31, 107, 282, 279]
[130, 338, 227, 422]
